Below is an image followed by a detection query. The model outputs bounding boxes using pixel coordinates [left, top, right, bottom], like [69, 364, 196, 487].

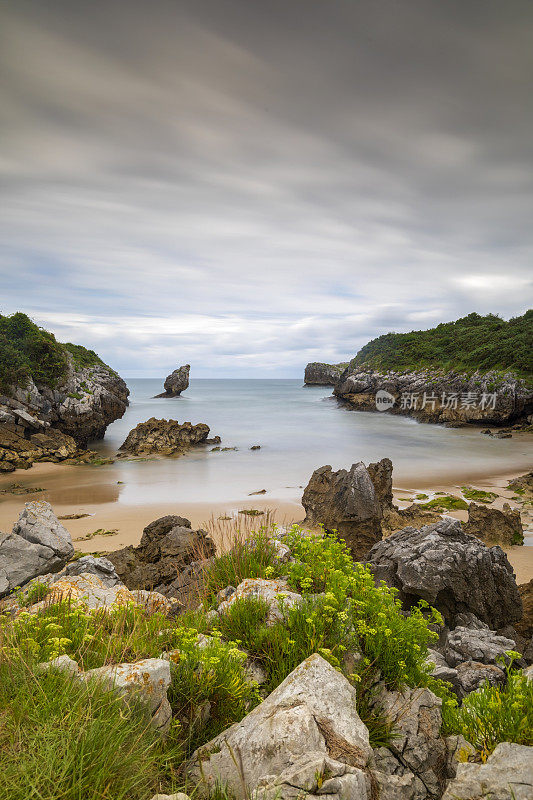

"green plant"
[460, 486, 498, 503]
[16, 580, 50, 607]
[0, 655, 175, 800]
[442, 653, 533, 760]
[420, 495, 468, 511]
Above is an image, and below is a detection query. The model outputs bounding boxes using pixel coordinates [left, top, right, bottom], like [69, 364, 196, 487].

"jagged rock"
[370, 747, 427, 800]
[187, 654, 371, 799]
[155, 364, 190, 398]
[302, 461, 384, 559]
[426, 649, 460, 690]
[443, 735, 477, 778]
[162, 557, 215, 603]
[334, 367, 532, 426]
[64, 555, 121, 587]
[382, 504, 441, 536]
[366, 518, 522, 628]
[367, 457, 394, 511]
[118, 417, 210, 456]
[508, 472, 533, 500]
[374, 686, 447, 798]
[84, 658, 172, 734]
[304, 362, 345, 386]
[107, 515, 215, 596]
[516, 579, 533, 638]
[253, 753, 370, 800]
[0, 502, 74, 597]
[454, 661, 506, 697]
[217, 578, 302, 624]
[464, 502, 524, 546]
[444, 626, 516, 667]
[441, 742, 533, 800]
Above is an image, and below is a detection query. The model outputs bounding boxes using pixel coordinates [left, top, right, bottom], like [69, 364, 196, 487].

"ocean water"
[91, 379, 533, 506]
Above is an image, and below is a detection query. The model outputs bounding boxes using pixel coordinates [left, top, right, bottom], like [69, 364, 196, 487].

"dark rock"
[302, 461, 384, 560]
[154, 364, 190, 398]
[250, 445, 261, 450]
[455, 661, 506, 697]
[463, 502, 524, 546]
[444, 626, 516, 667]
[118, 417, 210, 456]
[516, 579, 533, 638]
[367, 457, 394, 511]
[107, 515, 215, 596]
[366, 518, 522, 628]
[303, 362, 345, 386]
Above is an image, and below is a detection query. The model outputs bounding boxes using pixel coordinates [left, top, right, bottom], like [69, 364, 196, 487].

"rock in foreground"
[442, 742, 533, 800]
[366, 517, 522, 628]
[155, 364, 190, 398]
[187, 653, 371, 799]
[118, 417, 210, 456]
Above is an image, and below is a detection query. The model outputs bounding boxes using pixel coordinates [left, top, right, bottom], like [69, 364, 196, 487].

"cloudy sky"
[1, 0, 532, 377]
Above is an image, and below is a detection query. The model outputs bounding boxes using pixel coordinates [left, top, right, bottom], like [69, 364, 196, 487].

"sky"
[1, 0, 532, 378]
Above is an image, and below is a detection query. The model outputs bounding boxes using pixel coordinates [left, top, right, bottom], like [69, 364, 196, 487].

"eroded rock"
[155, 365, 190, 398]
[464, 502, 524, 546]
[441, 742, 533, 800]
[118, 417, 210, 456]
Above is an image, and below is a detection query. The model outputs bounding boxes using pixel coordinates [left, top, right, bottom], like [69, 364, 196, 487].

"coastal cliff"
[0, 313, 129, 471]
[314, 312, 533, 425]
[304, 361, 345, 385]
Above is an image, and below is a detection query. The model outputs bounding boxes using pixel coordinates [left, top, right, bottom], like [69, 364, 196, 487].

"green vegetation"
[442, 654, 533, 760]
[461, 486, 498, 503]
[351, 311, 533, 377]
[0, 311, 113, 394]
[420, 495, 469, 511]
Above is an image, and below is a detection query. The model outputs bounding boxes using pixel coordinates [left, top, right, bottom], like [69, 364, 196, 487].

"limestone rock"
[444, 626, 516, 667]
[464, 502, 524, 546]
[38, 654, 80, 675]
[302, 461, 384, 560]
[187, 654, 371, 799]
[454, 661, 506, 697]
[107, 515, 215, 597]
[155, 364, 190, 398]
[43, 573, 135, 610]
[374, 685, 447, 798]
[217, 577, 302, 624]
[253, 753, 370, 800]
[64, 555, 121, 587]
[84, 658, 172, 733]
[366, 518, 522, 628]
[14, 501, 74, 560]
[118, 417, 210, 456]
[441, 742, 533, 800]
[304, 362, 344, 386]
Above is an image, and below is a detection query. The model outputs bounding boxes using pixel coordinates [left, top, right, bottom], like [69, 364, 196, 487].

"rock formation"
[366, 518, 522, 628]
[155, 364, 190, 398]
[118, 417, 210, 456]
[442, 742, 533, 800]
[304, 362, 345, 386]
[107, 514, 215, 597]
[0, 501, 74, 597]
[463, 502, 524, 545]
[333, 367, 532, 426]
[516, 579, 533, 638]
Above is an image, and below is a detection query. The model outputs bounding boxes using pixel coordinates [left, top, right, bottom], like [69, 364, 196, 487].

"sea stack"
[155, 364, 190, 398]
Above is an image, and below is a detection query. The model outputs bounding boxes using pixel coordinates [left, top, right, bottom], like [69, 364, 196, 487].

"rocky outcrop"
[186, 654, 371, 799]
[155, 365, 190, 398]
[463, 502, 524, 546]
[516, 579, 533, 638]
[118, 417, 210, 456]
[334, 367, 532, 426]
[366, 518, 522, 628]
[0, 501, 74, 597]
[107, 514, 215, 597]
[304, 362, 345, 386]
[441, 742, 533, 800]
[444, 626, 516, 667]
[302, 461, 384, 560]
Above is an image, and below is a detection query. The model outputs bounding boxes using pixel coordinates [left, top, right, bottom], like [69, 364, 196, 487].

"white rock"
[442, 742, 533, 799]
[217, 577, 302, 624]
[13, 501, 74, 560]
[187, 653, 371, 799]
[37, 654, 80, 675]
[40, 573, 135, 610]
[253, 752, 369, 800]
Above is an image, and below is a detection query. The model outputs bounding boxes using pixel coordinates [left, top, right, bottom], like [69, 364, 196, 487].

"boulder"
[187, 654, 371, 799]
[454, 661, 506, 697]
[0, 502, 74, 597]
[84, 658, 172, 733]
[463, 502, 524, 546]
[118, 417, 210, 456]
[304, 362, 344, 386]
[43, 573, 136, 610]
[366, 518, 522, 628]
[374, 686, 447, 798]
[441, 742, 533, 800]
[64, 555, 121, 587]
[217, 578, 302, 624]
[107, 515, 215, 597]
[516, 579, 533, 638]
[444, 626, 516, 667]
[38, 655, 80, 675]
[155, 364, 190, 398]
[302, 461, 384, 560]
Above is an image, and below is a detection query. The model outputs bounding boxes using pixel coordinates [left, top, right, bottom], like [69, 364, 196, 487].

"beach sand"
[0, 458, 531, 583]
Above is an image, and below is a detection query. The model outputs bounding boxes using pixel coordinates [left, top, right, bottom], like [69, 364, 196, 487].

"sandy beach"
[1, 455, 531, 582]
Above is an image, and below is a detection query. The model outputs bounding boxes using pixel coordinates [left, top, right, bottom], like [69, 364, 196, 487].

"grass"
[0, 655, 178, 800]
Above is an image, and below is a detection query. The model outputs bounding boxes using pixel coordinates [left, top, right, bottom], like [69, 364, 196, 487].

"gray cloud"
[1, 0, 532, 376]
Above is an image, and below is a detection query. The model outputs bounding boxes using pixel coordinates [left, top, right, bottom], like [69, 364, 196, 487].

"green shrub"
[420, 495, 468, 511]
[442, 655, 533, 759]
[0, 655, 174, 800]
[460, 486, 498, 503]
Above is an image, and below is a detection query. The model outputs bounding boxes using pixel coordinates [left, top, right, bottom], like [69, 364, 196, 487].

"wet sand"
[0, 458, 531, 583]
